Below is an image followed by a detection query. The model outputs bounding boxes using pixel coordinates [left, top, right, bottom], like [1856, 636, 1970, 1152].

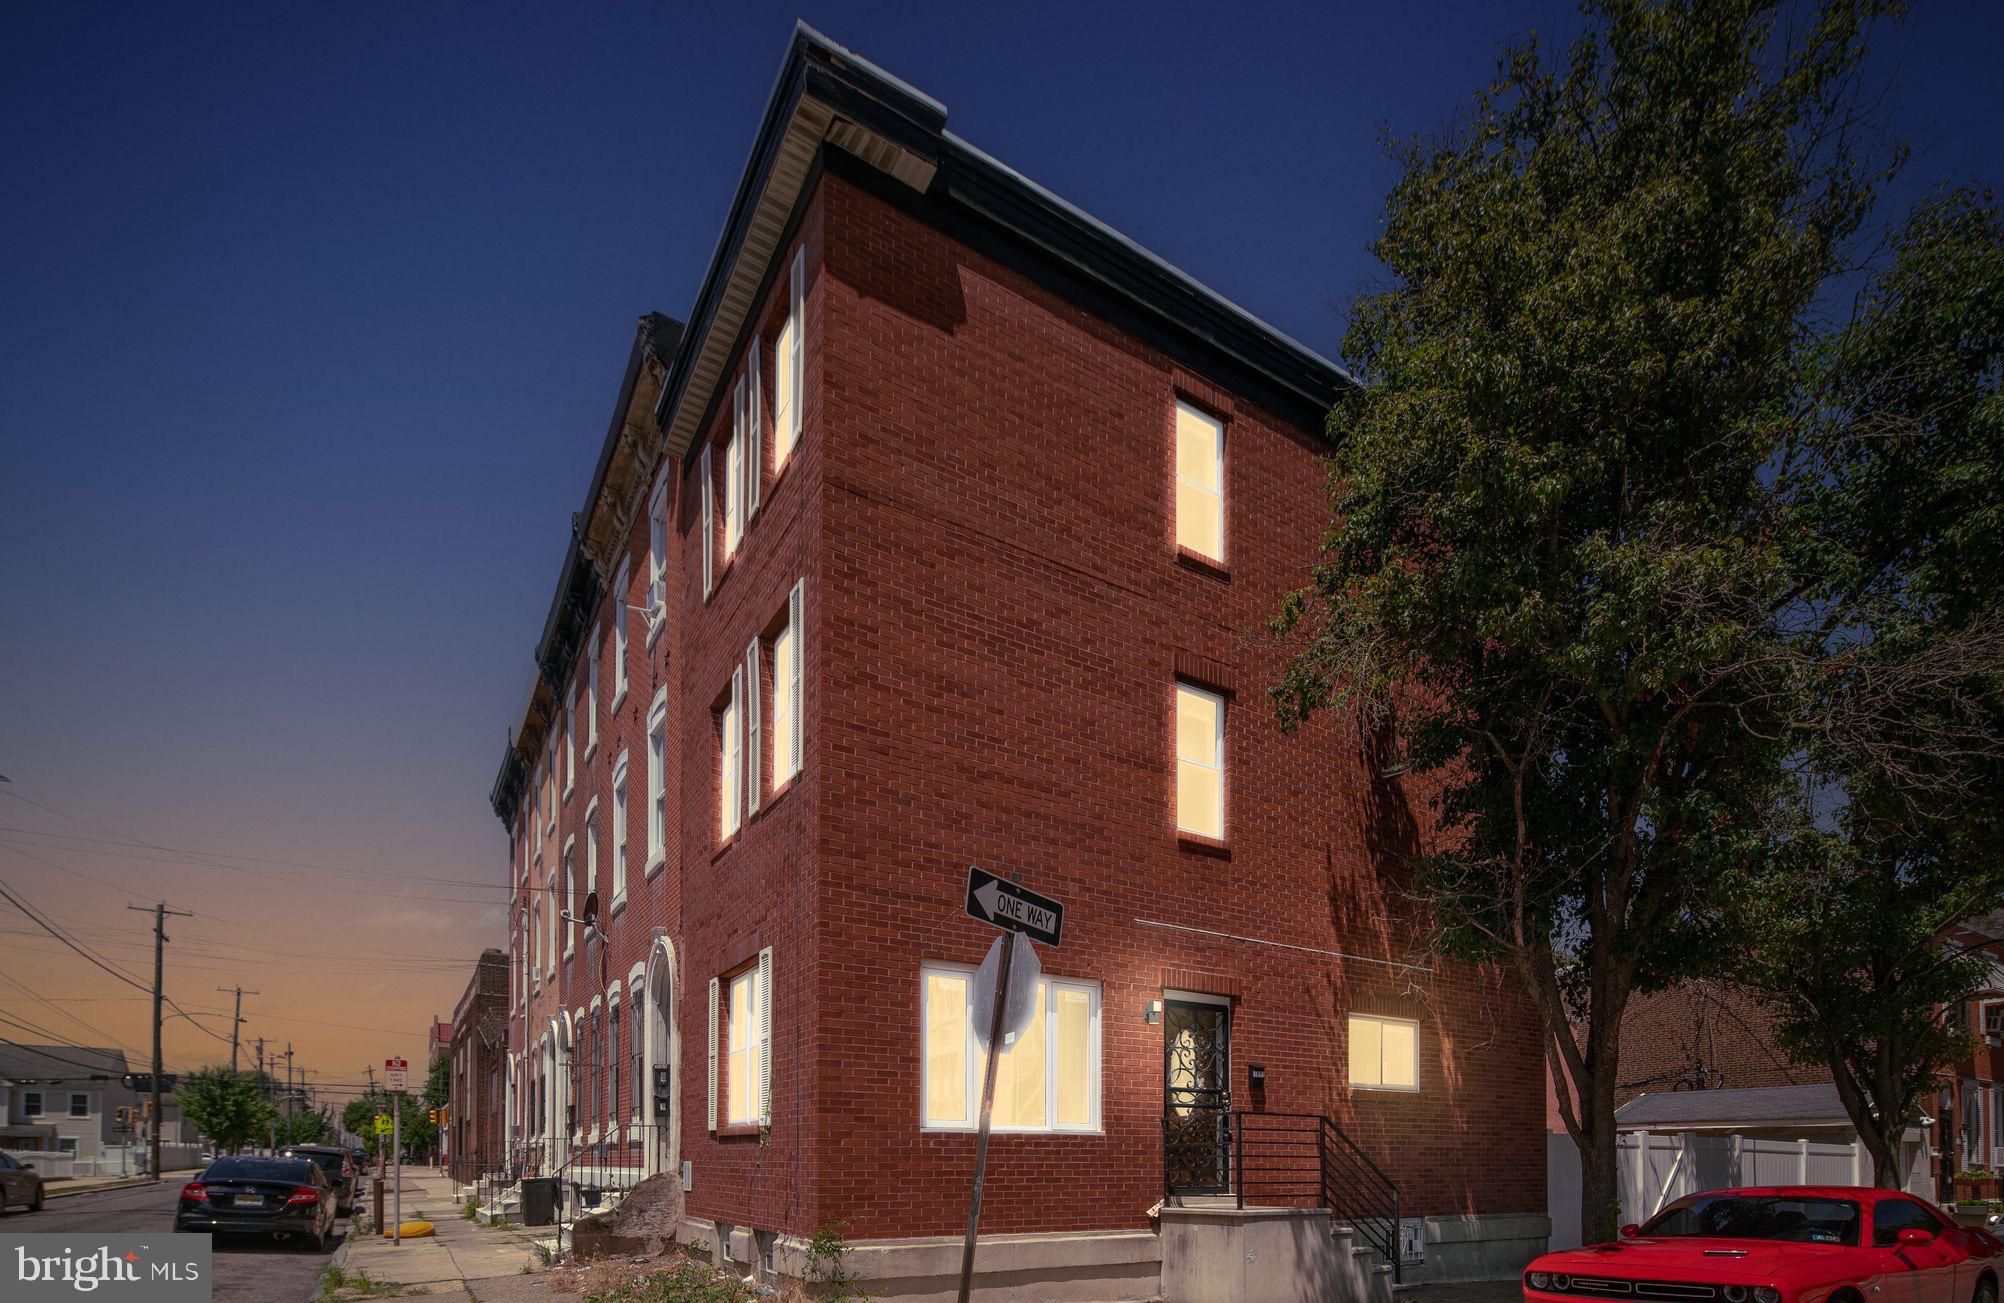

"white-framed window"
[22, 1091, 41, 1116]
[1174, 399, 1224, 562]
[646, 691, 667, 873]
[607, 992, 621, 1126]
[725, 382, 745, 559]
[775, 249, 804, 468]
[1175, 681, 1225, 839]
[629, 962, 647, 1123]
[700, 445, 714, 598]
[612, 558, 631, 706]
[564, 687, 577, 795]
[610, 751, 629, 906]
[726, 965, 761, 1126]
[646, 479, 669, 643]
[69, 1093, 89, 1118]
[585, 626, 600, 757]
[57, 1137, 77, 1156]
[562, 839, 577, 958]
[773, 580, 803, 788]
[1348, 1014, 1419, 1091]
[583, 800, 600, 911]
[921, 963, 1101, 1133]
[721, 669, 743, 841]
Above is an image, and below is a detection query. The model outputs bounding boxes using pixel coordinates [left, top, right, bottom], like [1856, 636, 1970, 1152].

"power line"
[0, 873, 149, 992]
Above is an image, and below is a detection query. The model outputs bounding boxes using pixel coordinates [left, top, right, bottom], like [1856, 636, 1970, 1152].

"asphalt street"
[4, 1178, 348, 1302]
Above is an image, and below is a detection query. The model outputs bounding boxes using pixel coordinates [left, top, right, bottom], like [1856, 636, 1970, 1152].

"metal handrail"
[1164, 1111, 1404, 1284]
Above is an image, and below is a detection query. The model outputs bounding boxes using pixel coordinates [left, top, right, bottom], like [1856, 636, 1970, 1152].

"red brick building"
[486, 25, 1547, 1298]
[446, 949, 508, 1183]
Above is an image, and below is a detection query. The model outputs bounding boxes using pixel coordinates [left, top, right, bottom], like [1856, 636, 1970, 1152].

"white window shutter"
[707, 976, 719, 1132]
[757, 947, 773, 1126]
[700, 445, 714, 597]
[788, 579, 804, 775]
[747, 338, 763, 519]
[788, 252, 804, 449]
[745, 639, 762, 816]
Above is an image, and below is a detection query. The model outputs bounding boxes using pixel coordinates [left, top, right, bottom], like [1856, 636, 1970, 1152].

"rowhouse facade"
[486, 25, 1547, 1300]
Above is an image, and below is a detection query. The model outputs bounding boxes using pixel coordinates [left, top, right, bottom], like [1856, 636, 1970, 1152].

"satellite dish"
[581, 891, 601, 932]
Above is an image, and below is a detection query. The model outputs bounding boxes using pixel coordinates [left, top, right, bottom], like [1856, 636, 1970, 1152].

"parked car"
[1525, 1186, 2003, 1303]
[175, 1156, 337, 1251]
[277, 1144, 357, 1216]
[0, 1152, 45, 1213]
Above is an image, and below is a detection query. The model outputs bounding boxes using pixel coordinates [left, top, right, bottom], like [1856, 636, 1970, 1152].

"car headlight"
[1724, 1288, 1749, 1303]
[1529, 1273, 1552, 1290]
[1753, 1289, 1781, 1303]
[1553, 1276, 1572, 1291]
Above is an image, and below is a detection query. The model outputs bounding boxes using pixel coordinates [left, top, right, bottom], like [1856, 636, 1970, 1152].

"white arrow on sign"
[969, 931, 1040, 1053]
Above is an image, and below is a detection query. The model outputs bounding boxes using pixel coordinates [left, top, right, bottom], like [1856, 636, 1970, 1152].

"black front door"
[1163, 999, 1231, 1194]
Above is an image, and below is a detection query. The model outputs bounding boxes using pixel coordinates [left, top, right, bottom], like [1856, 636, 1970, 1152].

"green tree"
[178, 1066, 273, 1152]
[342, 1096, 385, 1141]
[276, 1107, 331, 1146]
[1727, 189, 2004, 1186]
[426, 1051, 450, 1110]
[1270, 0, 1993, 1242]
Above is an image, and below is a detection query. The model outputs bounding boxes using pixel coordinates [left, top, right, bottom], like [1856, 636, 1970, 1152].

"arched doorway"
[642, 935, 679, 1180]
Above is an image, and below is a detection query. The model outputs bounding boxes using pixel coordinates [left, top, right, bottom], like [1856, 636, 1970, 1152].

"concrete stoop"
[667, 1207, 1547, 1303]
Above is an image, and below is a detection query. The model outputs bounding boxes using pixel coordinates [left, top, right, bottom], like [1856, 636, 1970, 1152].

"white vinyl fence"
[1549, 1131, 1929, 1250]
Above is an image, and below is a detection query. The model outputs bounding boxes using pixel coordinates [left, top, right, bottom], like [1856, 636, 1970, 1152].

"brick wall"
[783, 171, 1545, 1240]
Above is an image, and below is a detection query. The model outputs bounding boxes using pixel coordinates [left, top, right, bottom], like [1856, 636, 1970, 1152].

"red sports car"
[1525, 1187, 2002, 1303]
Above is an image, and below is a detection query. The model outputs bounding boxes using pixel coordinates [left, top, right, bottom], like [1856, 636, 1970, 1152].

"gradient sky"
[2, 1, 1999, 1111]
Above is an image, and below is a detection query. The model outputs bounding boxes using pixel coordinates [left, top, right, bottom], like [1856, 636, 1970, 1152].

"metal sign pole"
[955, 930, 1014, 1303]
[392, 1103, 402, 1245]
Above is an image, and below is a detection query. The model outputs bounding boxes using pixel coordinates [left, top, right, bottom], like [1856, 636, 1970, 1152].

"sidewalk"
[325, 1171, 576, 1302]
[44, 1167, 204, 1200]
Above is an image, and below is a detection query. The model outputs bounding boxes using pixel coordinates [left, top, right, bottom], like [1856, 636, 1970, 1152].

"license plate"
[237, 1195, 264, 1208]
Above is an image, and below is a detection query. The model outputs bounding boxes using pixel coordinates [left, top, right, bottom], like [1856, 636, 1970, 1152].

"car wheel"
[28, 1186, 42, 1213]
[1975, 1278, 1997, 1303]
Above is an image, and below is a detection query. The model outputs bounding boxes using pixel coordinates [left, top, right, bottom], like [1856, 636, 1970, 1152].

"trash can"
[521, 1176, 560, 1227]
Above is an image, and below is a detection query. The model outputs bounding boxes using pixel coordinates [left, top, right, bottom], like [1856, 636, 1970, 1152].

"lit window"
[772, 592, 800, 787]
[727, 967, 760, 1126]
[1348, 1014, 1419, 1091]
[1175, 682, 1224, 838]
[775, 250, 803, 468]
[921, 964, 1100, 1132]
[724, 384, 744, 558]
[721, 672, 742, 840]
[1174, 400, 1224, 562]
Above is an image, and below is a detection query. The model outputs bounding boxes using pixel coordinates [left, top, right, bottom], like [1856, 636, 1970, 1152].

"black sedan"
[175, 1156, 337, 1251]
[277, 1144, 357, 1215]
[0, 1151, 45, 1212]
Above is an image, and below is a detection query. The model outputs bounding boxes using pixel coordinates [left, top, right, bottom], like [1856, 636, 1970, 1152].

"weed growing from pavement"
[317, 1266, 425, 1300]
[464, 1195, 479, 1219]
[804, 1221, 871, 1301]
[576, 1257, 762, 1302]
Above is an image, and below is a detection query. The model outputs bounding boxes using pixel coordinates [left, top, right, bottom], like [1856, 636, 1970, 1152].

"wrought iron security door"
[1162, 999, 1231, 1194]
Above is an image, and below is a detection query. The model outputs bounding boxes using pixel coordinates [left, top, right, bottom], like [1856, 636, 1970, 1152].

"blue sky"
[0, 1, 1998, 1086]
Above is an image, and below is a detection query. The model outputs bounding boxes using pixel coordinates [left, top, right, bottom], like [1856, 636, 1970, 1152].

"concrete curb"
[44, 1177, 158, 1200]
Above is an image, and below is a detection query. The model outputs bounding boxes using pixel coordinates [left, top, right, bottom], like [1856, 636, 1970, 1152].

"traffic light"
[114, 1107, 129, 1126]
[427, 1108, 438, 1125]
[141, 1100, 153, 1119]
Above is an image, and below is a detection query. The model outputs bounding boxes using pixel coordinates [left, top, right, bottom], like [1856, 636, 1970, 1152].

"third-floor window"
[1174, 400, 1224, 563]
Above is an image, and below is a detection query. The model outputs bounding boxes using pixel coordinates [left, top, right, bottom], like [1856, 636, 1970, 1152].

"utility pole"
[283, 1043, 295, 1145]
[216, 985, 256, 1073]
[129, 901, 191, 1181]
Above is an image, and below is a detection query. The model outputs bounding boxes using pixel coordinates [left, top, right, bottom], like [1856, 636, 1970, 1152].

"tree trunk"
[1869, 1133, 1903, 1189]
[1580, 1120, 1623, 1245]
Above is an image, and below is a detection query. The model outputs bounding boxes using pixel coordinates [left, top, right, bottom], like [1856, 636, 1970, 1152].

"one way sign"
[964, 867, 1064, 948]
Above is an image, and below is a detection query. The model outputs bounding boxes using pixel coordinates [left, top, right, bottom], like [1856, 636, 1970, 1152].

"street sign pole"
[955, 924, 1013, 1303]
[392, 1104, 402, 1245]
